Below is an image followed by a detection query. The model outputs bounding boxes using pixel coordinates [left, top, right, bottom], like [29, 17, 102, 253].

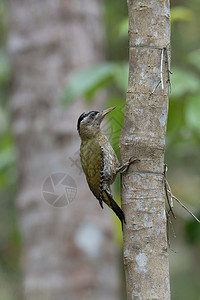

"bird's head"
[77, 107, 116, 139]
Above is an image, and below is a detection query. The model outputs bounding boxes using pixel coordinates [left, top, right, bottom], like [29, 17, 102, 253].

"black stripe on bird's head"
[77, 107, 116, 131]
[77, 111, 99, 131]
[77, 107, 116, 139]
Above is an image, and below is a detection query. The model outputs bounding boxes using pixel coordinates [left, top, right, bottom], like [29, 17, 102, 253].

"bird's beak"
[99, 107, 116, 118]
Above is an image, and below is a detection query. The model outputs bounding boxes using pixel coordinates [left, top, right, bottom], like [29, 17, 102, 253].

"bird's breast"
[80, 134, 119, 197]
[99, 136, 119, 184]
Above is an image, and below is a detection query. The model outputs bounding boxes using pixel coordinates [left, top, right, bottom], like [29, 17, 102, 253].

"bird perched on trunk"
[77, 107, 136, 228]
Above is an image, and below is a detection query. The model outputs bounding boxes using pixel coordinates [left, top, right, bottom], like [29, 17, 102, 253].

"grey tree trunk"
[119, 1, 171, 299]
[7, 1, 120, 299]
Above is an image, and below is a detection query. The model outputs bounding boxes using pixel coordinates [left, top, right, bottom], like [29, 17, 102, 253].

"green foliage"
[104, 0, 128, 60]
[170, 68, 200, 98]
[185, 214, 200, 244]
[0, 52, 11, 87]
[62, 62, 128, 105]
[62, 63, 115, 104]
[187, 48, 200, 71]
[185, 94, 200, 134]
[104, 97, 125, 156]
[117, 18, 128, 38]
[0, 1, 21, 299]
[171, 6, 195, 23]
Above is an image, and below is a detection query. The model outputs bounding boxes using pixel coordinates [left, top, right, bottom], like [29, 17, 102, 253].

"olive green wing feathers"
[80, 140, 104, 207]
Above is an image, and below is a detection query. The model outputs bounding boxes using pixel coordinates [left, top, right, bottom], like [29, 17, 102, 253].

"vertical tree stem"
[119, 1, 171, 299]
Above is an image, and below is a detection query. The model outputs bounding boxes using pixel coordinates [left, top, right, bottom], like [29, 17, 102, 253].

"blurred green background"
[0, 0, 200, 299]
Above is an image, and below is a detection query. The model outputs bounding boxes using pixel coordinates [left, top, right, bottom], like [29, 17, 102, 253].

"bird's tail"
[102, 190, 126, 229]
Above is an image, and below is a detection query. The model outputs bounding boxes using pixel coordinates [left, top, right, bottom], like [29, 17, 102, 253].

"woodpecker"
[77, 107, 136, 228]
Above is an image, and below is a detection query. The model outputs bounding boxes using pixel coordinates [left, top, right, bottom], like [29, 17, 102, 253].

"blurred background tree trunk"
[7, 1, 121, 299]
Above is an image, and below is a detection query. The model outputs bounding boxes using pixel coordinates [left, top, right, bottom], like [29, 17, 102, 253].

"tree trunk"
[119, 1, 171, 299]
[7, 1, 120, 299]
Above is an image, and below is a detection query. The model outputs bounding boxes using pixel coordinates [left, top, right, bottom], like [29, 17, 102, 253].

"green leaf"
[0, 147, 16, 171]
[101, 96, 125, 157]
[61, 63, 117, 105]
[185, 215, 200, 244]
[113, 63, 128, 91]
[185, 94, 200, 133]
[170, 68, 200, 98]
[187, 48, 200, 72]
[167, 97, 185, 135]
[171, 6, 195, 23]
[61, 62, 129, 105]
[0, 52, 11, 86]
[117, 18, 128, 38]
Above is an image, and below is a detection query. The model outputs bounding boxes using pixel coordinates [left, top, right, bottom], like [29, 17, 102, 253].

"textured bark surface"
[119, 1, 171, 299]
[7, 1, 120, 299]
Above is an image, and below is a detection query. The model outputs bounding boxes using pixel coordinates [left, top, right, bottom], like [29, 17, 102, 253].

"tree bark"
[7, 1, 120, 299]
[119, 1, 171, 299]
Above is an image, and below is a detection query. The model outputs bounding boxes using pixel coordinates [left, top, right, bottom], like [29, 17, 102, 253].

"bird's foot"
[117, 156, 140, 174]
[129, 156, 140, 165]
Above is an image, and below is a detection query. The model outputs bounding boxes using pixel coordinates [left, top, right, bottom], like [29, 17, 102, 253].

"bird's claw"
[117, 157, 140, 174]
[129, 157, 140, 164]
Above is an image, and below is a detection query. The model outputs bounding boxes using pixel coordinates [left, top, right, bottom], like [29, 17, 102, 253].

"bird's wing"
[80, 140, 104, 207]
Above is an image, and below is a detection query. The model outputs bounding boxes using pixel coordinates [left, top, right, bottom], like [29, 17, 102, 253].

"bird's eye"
[91, 112, 97, 118]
